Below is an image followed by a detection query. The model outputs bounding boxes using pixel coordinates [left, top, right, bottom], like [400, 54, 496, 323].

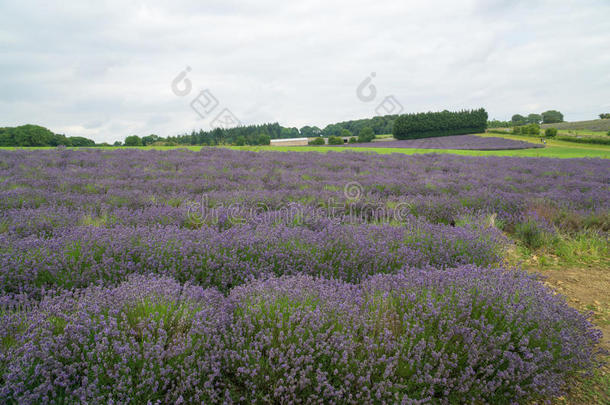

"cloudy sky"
[1, 0, 609, 143]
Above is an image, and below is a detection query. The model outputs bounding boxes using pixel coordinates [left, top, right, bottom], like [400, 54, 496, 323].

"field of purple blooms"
[332, 135, 545, 150]
[0, 148, 608, 403]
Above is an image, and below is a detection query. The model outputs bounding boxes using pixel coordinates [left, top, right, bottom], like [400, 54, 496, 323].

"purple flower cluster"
[1, 270, 600, 404]
[1, 275, 229, 404]
[331, 135, 545, 150]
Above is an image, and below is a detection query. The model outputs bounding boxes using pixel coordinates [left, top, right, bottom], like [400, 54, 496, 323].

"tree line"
[122, 123, 289, 146]
[0, 125, 95, 147]
[510, 110, 564, 126]
[119, 118, 392, 146]
[320, 115, 397, 137]
[392, 109, 488, 140]
[4, 108, 575, 148]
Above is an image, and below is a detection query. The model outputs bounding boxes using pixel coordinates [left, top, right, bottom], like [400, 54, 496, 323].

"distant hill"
[541, 119, 610, 132]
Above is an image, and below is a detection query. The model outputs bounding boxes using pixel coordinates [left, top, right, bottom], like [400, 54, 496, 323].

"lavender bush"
[329, 134, 544, 150]
[1, 275, 229, 404]
[1, 270, 600, 404]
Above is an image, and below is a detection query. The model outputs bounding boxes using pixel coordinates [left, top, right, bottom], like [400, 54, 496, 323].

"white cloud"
[0, 0, 609, 143]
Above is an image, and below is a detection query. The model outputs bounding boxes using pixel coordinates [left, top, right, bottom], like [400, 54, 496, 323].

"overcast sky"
[1, 0, 609, 143]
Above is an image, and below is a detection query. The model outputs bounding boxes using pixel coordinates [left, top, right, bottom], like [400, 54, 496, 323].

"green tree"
[541, 110, 564, 124]
[124, 135, 143, 146]
[357, 127, 375, 143]
[299, 126, 321, 137]
[487, 119, 511, 128]
[0, 125, 95, 147]
[526, 114, 542, 124]
[257, 134, 271, 145]
[544, 128, 557, 138]
[521, 124, 540, 136]
[308, 137, 325, 145]
[68, 137, 95, 147]
[328, 136, 343, 145]
[340, 129, 352, 138]
[511, 114, 526, 125]
[141, 134, 160, 146]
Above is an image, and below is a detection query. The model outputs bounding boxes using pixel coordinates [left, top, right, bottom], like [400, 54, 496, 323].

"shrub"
[545, 127, 558, 137]
[348, 136, 358, 143]
[328, 136, 343, 145]
[527, 123, 541, 135]
[308, 137, 325, 145]
[357, 127, 375, 142]
[517, 124, 540, 136]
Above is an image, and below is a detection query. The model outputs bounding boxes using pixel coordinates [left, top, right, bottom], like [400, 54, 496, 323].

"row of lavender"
[1, 271, 601, 404]
[0, 220, 505, 298]
[0, 149, 608, 403]
[330, 135, 544, 150]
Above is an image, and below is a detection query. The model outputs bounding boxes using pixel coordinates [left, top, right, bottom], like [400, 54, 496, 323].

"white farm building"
[270, 137, 309, 146]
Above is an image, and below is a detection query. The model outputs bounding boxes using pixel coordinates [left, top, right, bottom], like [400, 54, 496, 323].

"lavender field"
[333, 135, 544, 150]
[0, 148, 608, 403]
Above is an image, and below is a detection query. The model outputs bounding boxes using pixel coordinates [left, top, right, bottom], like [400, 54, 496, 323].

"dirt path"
[534, 266, 609, 349]
[530, 265, 609, 404]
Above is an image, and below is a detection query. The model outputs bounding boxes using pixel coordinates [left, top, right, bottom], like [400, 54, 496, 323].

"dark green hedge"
[393, 109, 488, 140]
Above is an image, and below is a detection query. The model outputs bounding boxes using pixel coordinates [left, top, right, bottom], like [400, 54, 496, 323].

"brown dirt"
[533, 266, 610, 350]
[528, 265, 610, 404]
